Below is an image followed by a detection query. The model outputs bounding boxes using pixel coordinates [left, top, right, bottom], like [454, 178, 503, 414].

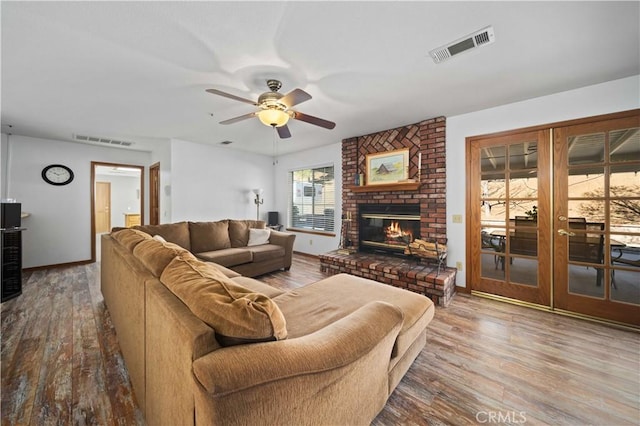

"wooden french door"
[553, 114, 640, 326]
[468, 129, 552, 307]
[468, 110, 640, 326]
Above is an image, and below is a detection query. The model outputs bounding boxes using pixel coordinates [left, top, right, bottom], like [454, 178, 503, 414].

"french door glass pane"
[509, 257, 537, 286]
[481, 146, 506, 172]
[567, 169, 605, 199]
[509, 141, 538, 170]
[568, 265, 605, 298]
[481, 175, 506, 224]
[610, 232, 640, 306]
[568, 132, 605, 165]
[568, 200, 605, 223]
[509, 172, 537, 198]
[481, 253, 505, 280]
[609, 127, 640, 163]
[481, 177, 506, 198]
[508, 200, 537, 220]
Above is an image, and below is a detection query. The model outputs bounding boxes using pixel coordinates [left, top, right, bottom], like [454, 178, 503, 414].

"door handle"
[558, 229, 576, 236]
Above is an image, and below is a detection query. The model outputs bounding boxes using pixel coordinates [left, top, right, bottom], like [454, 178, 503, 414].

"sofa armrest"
[267, 230, 296, 269]
[193, 301, 403, 396]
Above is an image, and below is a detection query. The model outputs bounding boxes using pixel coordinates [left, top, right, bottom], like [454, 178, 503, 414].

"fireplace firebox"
[358, 204, 420, 255]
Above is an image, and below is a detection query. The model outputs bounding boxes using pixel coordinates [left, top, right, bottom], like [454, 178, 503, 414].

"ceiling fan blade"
[219, 112, 257, 125]
[291, 111, 336, 130]
[279, 89, 312, 108]
[277, 125, 292, 139]
[205, 88, 258, 106]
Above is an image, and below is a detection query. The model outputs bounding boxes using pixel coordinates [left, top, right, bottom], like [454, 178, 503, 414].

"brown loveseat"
[101, 227, 435, 426]
[128, 219, 295, 277]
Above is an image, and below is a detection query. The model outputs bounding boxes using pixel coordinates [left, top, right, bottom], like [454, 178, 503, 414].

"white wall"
[447, 75, 640, 287]
[5, 135, 151, 268]
[95, 174, 141, 228]
[274, 142, 342, 255]
[169, 139, 275, 222]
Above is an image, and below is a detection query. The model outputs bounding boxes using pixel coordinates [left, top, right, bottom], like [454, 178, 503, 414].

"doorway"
[91, 162, 144, 262]
[467, 110, 639, 326]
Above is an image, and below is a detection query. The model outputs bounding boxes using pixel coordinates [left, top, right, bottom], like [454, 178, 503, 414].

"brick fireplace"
[342, 116, 447, 246]
[319, 116, 456, 306]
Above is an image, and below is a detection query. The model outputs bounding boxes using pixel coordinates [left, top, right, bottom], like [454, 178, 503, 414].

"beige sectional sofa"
[101, 226, 435, 425]
[130, 219, 295, 277]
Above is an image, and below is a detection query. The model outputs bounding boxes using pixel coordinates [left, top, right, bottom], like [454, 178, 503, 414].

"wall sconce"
[253, 188, 264, 220]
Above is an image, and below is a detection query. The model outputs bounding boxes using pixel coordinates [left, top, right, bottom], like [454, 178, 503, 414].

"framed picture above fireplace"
[365, 148, 409, 185]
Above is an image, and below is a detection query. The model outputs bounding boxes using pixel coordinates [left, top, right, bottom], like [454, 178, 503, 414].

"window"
[289, 165, 335, 232]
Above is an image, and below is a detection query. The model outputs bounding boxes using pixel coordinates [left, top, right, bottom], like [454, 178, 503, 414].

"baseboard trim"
[292, 251, 319, 259]
[23, 259, 95, 272]
[471, 290, 639, 332]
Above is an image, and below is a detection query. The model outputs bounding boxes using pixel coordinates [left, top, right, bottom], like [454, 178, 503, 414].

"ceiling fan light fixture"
[258, 108, 289, 127]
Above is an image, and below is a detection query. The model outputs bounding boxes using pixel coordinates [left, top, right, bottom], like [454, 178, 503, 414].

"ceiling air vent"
[73, 134, 135, 147]
[429, 25, 495, 64]
[220, 140, 233, 145]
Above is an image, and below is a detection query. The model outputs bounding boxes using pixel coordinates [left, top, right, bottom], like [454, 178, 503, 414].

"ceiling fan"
[206, 79, 335, 139]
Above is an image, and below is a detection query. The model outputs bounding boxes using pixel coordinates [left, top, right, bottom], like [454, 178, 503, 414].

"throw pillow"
[228, 220, 266, 247]
[188, 221, 231, 253]
[152, 234, 167, 243]
[160, 253, 287, 346]
[247, 228, 270, 246]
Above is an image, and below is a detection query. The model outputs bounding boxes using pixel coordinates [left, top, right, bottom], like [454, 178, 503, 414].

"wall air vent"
[73, 134, 134, 147]
[429, 25, 495, 64]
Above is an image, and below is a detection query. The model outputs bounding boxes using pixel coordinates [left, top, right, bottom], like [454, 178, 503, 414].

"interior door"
[553, 115, 640, 326]
[150, 162, 160, 225]
[95, 181, 111, 233]
[468, 129, 552, 307]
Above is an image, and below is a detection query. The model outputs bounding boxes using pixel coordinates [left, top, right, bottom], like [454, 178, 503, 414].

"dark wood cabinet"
[1, 228, 23, 302]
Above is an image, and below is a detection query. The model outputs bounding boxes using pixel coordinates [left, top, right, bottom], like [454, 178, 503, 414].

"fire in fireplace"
[385, 221, 414, 246]
[359, 204, 420, 255]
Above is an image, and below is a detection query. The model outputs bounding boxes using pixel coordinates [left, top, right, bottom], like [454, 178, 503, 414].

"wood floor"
[2, 254, 639, 425]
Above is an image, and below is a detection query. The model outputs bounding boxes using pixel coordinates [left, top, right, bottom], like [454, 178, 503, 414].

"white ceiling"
[2, 1, 639, 156]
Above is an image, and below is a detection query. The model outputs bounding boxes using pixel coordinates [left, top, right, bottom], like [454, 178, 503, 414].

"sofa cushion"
[134, 222, 191, 251]
[246, 244, 286, 263]
[195, 248, 253, 267]
[205, 262, 241, 278]
[273, 273, 434, 358]
[189, 221, 231, 253]
[247, 228, 270, 246]
[112, 228, 152, 251]
[231, 276, 285, 298]
[133, 238, 196, 277]
[160, 253, 287, 346]
[228, 220, 265, 247]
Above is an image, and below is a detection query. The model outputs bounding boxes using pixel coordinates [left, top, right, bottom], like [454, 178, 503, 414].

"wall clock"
[42, 164, 74, 186]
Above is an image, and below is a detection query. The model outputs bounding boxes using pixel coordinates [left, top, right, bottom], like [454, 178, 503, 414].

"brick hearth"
[319, 251, 457, 307]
